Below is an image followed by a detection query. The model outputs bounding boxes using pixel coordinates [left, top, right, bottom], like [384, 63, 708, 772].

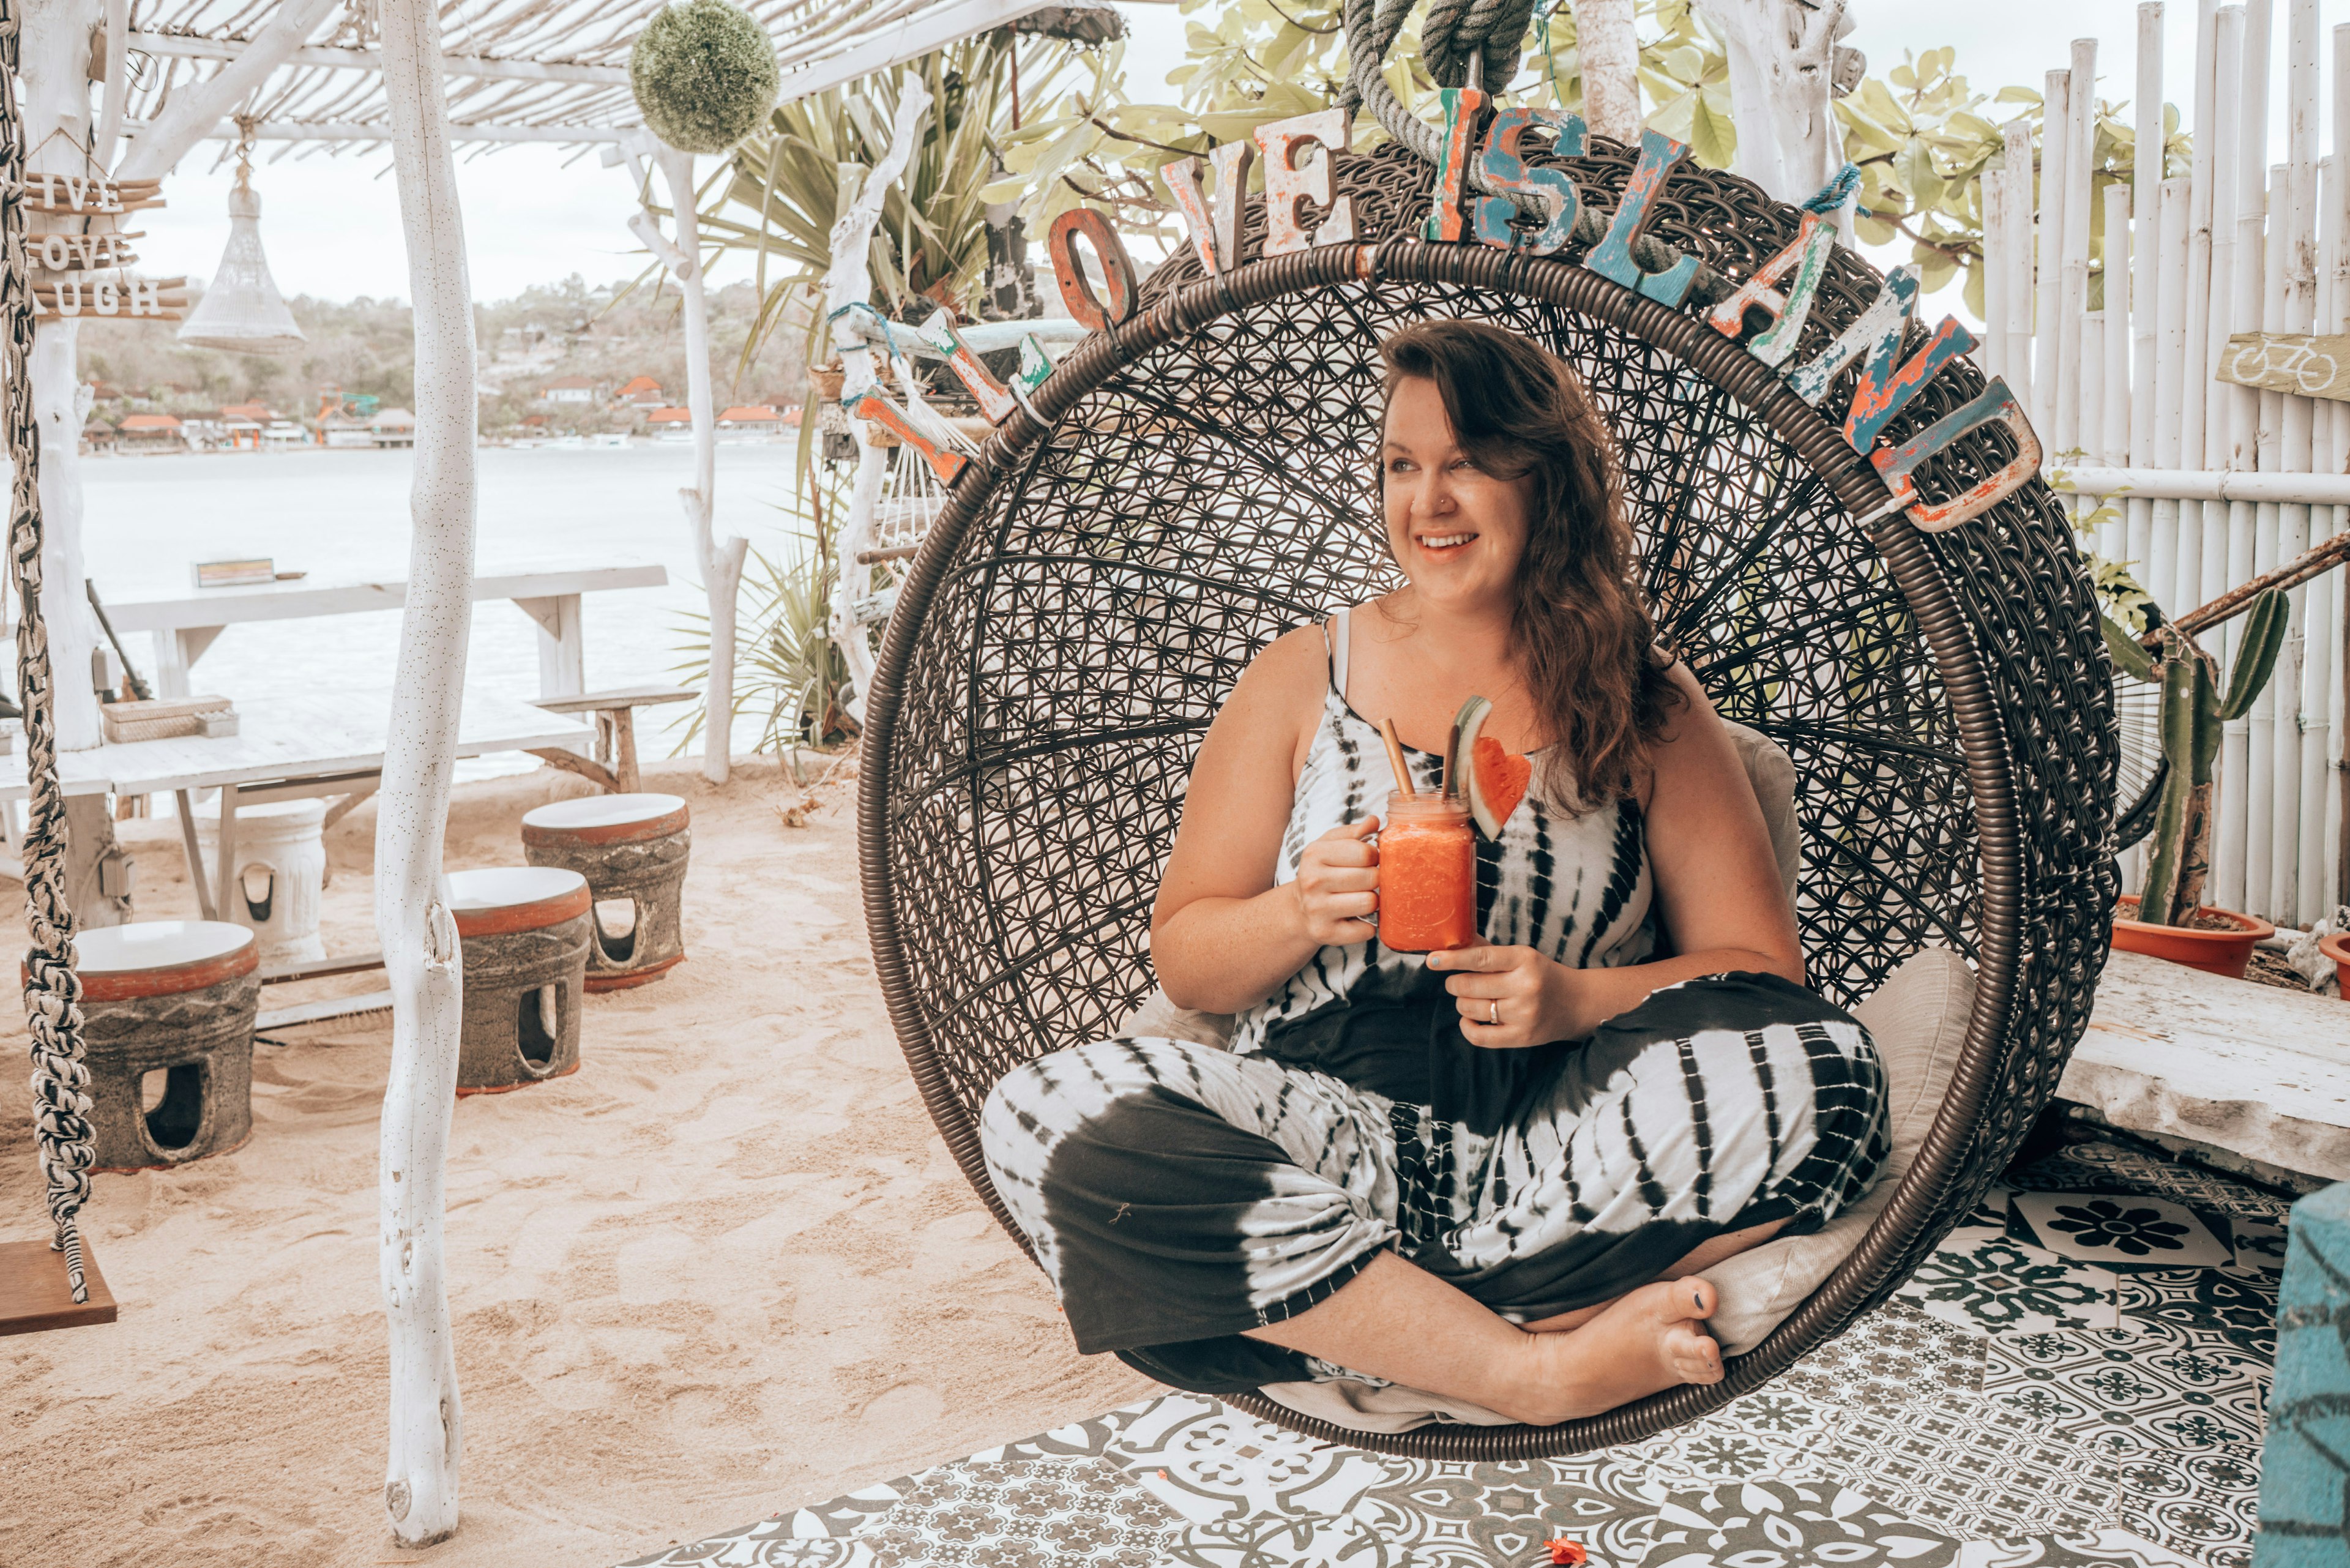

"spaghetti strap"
[1324, 606, 1351, 702]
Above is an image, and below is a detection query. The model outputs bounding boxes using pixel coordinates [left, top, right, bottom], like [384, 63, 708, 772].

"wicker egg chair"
[856, 141, 2118, 1459]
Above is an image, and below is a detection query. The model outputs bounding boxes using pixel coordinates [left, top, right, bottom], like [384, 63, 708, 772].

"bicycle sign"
[2218, 331, 2350, 402]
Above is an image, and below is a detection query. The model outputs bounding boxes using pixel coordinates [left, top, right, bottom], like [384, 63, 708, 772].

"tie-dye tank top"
[1231, 607, 1658, 1118]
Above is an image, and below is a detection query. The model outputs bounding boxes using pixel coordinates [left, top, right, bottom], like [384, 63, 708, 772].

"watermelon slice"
[1453, 695, 1530, 840]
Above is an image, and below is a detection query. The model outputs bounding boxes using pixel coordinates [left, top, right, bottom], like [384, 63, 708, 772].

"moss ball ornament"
[630, 0, 781, 155]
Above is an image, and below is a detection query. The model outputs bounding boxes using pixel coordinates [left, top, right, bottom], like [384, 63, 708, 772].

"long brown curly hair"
[1381, 320, 1683, 814]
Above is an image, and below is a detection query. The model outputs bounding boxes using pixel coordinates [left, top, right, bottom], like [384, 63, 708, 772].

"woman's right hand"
[1293, 817, 1381, 947]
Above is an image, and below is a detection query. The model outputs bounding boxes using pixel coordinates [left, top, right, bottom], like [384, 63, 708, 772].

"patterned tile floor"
[624, 1138, 2289, 1568]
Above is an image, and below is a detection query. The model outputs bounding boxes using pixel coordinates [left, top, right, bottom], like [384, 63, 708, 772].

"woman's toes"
[1665, 1322, 1723, 1382]
[1681, 1276, 1717, 1321]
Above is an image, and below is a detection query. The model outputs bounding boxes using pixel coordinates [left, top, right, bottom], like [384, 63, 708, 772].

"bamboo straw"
[2212, 2, 2262, 914]
[2283, 0, 2324, 920]
[2132, 10, 2164, 612]
[2179, 2, 2223, 620]
[1983, 166, 2010, 384]
[1379, 718, 1415, 797]
[2153, 177, 2192, 614]
[2106, 185, 2140, 569]
[2321, 147, 2344, 917]
[2133, 4, 2164, 468]
[2057, 42, 2098, 466]
[2331, 23, 2350, 909]
[2083, 311, 2111, 553]
[2003, 120, 2039, 414]
[2037, 71, 2070, 439]
[2199, 9, 2242, 644]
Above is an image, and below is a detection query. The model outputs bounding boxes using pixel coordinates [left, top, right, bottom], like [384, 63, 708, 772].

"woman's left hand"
[1427, 941, 1583, 1048]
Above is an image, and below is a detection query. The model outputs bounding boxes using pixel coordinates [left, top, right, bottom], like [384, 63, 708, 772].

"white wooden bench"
[2065, 947, 2350, 1182]
[99, 564, 668, 701]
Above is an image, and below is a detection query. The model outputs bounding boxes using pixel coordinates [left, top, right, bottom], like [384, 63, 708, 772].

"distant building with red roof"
[613, 375, 663, 406]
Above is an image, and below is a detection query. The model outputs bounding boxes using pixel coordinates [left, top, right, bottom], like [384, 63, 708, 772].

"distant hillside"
[78, 273, 808, 434]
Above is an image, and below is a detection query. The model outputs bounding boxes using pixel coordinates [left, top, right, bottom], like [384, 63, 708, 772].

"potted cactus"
[2101, 588, 2287, 977]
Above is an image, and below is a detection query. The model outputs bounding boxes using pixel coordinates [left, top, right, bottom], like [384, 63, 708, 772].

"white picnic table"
[97, 564, 668, 700]
[0, 689, 592, 929]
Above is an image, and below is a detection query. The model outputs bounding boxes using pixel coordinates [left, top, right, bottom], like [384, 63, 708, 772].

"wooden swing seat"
[0, 1237, 116, 1336]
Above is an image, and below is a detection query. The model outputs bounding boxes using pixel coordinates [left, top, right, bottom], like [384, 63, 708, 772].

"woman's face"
[1381, 375, 1532, 614]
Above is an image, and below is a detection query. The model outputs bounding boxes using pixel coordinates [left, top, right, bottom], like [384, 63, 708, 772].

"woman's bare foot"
[1492, 1276, 1723, 1425]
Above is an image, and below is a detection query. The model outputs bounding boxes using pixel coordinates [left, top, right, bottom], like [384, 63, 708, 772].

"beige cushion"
[1114, 723, 1802, 1046]
[1255, 946, 1977, 1433]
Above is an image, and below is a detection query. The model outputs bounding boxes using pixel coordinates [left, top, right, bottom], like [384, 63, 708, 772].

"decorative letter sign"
[1253, 108, 1355, 256]
[1162, 155, 1222, 274]
[1785, 266, 1980, 452]
[856, 391, 968, 483]
[999, 89, 2041, 534]
[1472, 108, 1586, 254]
[1582, 130, 1700, 305]
[1706, 211, 1835, 367]
[1047, 207, 1139, 332]
[1422, 86, 1492, 243]
[1870, 378, 2040, 533]
[1015, 335, 1056, 397]
[919, 308, 1017, 425]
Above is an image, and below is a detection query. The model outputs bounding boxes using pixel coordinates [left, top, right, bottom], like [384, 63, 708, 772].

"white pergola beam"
[121, 114, 628, 144]
[116, 0, 342, 178]
[775, 0, 1053, 103]
[128, 29, 630, 85]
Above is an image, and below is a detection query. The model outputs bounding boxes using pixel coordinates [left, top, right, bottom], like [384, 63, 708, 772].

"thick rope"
[1, 0, 96, 1304]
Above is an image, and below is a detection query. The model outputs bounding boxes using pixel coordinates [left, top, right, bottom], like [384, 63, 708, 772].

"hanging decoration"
[1009, 98, 2040, 536]
[24, 170, 182, 322]
[627, 0, 780, 155]
[176, 146, 304, 354]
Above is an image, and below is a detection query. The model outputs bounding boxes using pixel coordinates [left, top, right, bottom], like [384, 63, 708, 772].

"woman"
[979, 320, 1887, 1425]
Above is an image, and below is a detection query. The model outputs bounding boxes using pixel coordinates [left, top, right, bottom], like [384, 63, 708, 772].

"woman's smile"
[1416, 528, 1480, 558]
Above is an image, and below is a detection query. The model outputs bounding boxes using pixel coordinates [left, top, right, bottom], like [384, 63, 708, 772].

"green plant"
[2102, 589, 2288, 926]
[631, 0, 782, 154]
[701, 33, 1108, 364]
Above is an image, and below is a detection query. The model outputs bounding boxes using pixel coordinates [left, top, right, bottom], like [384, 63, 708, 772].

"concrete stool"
[449, 867, 591, 1096]
[32, 921, 261, 1171]
[520, 793, 690, 991]
[197, 798, 327, 965]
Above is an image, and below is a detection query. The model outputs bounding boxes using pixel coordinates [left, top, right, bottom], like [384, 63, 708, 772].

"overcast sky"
[125, 0, 2337, 317]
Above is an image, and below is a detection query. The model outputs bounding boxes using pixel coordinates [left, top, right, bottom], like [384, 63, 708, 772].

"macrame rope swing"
[859, 0, 2110, 1461]
[1, 0, 99, 1307]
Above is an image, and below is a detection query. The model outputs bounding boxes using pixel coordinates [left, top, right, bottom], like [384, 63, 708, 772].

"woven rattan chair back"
[857, 143, 2117, 1458]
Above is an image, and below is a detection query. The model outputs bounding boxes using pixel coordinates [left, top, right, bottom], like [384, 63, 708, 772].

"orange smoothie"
[1378, 794, 1477, 952]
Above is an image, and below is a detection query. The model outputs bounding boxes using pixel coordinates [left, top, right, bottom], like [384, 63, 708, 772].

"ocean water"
[80, 443, 811, 778]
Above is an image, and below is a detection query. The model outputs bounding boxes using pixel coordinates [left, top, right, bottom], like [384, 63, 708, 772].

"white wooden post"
[1696, 0, 1852, 227]
[2001, 119, 2037, 420]
[23, 0, 102, 754]
[113, 0, 340, 180]
[513, 592, 586, 700]
[2283, 0, 2322, 922]
[2056, 41, 2095, 468]
[630, 144, 747, 785]
[1574, 0, 1639, 145]
[375, 0, 476, 1544]
[2181, 1, 2222, 618]
[2132, 4, 2164, 605]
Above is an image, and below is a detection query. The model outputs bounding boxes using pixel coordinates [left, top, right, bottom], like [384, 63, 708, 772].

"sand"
[0, 755, 1154, 1566]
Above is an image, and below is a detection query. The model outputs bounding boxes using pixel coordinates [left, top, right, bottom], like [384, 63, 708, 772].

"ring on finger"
[1488, 999, 1501, 1026]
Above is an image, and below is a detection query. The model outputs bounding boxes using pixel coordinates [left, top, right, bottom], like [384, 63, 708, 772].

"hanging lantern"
[177, 153, 305, 356]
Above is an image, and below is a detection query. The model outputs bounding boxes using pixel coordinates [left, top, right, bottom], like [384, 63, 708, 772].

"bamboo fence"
[1990, 0, 2350, 927]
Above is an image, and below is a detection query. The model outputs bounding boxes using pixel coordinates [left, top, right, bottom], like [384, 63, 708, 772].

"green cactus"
[2118, 588, 2289, 927]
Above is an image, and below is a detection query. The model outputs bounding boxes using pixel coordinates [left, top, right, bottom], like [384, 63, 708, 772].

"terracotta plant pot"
[2320, 931, 2350, 995]
[2111, 895, 2275, 979]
